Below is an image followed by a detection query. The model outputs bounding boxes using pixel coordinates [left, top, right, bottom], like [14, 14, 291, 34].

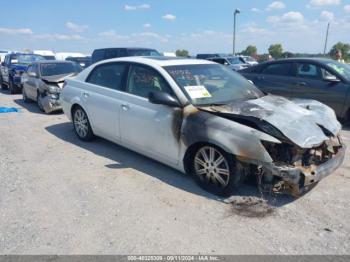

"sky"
[0, 0, 349, 55]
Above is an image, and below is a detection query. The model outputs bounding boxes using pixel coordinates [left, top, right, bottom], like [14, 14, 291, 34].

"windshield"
[17, 54, 45, 64]
[164, 64, 264, 106]
[128, 49, 162, 57]
[40, 63, 79, 76]
[227, 57, 245, 65]
[327, 61, 350, 81]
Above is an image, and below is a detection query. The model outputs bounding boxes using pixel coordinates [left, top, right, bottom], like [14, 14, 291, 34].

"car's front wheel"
[22, 88, 30, 103]
[9, 79, 16, 94]
[37, 92, 45, 112]
[72, 106, 95, 141]
[191, 145, 241, 196]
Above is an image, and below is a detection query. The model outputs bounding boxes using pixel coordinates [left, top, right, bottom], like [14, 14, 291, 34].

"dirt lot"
[0, 90, 350, 255]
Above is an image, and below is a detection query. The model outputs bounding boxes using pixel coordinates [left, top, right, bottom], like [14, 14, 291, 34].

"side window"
[262, 63, 292, 76]
[126, 65, 173, 98]
[5, 56, 10, 65]
[87, 63, 127, 90]
[92, 50, 104, 63]
[27, 65, 33, 74]
[105, 49, 119, 59]
[297, 63, 322, 80]
[32, 64, 39, 75]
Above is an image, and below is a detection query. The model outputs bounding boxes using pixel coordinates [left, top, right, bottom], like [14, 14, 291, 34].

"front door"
[291, 62, 347, 116]
[119, 64, 181, 165]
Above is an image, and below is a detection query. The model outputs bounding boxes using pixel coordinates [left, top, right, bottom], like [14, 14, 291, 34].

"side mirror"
[324, 75, 340, 83]
[148, 91, 180, 107]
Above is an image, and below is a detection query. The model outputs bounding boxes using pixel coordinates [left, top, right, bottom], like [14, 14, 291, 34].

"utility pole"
[233, 9, 240, 56]
[323, 22, 330, 56]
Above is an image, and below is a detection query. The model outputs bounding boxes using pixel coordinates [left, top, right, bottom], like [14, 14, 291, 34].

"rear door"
[251, 62, 296, 97]
[119, 63, 181, 165]
[83, 62, 128, 141]
[291, 62, 347, 116]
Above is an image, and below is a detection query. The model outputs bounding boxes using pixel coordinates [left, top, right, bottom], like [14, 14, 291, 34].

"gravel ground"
[0, 90, 350, 255]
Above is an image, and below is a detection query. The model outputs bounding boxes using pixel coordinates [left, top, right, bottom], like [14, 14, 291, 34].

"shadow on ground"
[13, 98, 62, 115]
[45, 122, 295, 209]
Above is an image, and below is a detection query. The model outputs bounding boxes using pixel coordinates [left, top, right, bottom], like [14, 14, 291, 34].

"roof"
[93, 47, 157, 51]
[31, 60, 75, 65]
[263, 57, 336, 64]
[97, 56, 214, 67]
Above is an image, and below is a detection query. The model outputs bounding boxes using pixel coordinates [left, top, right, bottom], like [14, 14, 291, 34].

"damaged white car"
[61, 57, 346, 196]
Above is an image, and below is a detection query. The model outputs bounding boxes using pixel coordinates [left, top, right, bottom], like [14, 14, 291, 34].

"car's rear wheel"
[72, 106, 95, 141]
[191, 145, 241, 196]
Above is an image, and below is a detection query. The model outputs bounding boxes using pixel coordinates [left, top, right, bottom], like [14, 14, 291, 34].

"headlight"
[48, 85, 58, 93]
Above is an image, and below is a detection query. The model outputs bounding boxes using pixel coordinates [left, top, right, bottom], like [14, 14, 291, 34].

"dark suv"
[91, 48, 161, 64]
[0, 53, 45, 94]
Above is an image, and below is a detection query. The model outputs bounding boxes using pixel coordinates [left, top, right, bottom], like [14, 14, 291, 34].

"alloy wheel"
[73, 109, 89, 138]
[194, 146, 230, 188]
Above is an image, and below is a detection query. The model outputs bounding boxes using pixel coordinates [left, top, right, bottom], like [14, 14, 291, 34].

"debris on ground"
[224, 196, 275, 218]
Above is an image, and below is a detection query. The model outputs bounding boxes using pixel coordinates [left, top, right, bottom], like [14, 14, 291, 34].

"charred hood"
[199, 95, 341, 148]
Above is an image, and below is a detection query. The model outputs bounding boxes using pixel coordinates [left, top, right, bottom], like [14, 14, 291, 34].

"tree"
[268, 44, 283, 59]
[241, 45, 257, 56]
[329, 42, 350, 61]
[176, 49, 189, 57]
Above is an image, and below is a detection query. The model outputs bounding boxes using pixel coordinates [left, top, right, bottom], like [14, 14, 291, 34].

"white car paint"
[55, 52, 85, 61]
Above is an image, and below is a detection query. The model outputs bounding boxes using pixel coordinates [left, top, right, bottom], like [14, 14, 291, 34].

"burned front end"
[197, 95, 346, 196]
[261, 135, 345, 195]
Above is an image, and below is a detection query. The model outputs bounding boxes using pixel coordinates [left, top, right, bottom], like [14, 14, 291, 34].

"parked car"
[91, 47, 161, 64]
[207, 56, 250, 71]
[61, 57, 345, 196]
[0, 50, 10, 86]
[196, 54, 227, 59]
[22, 61, 80, 113]
[240, 58, 350, 120]
[33, 50, 56, 60]
[65, 56, 92, 69]
[55, 52, 86, 61]
[239, 55, 258, 66]
[0, 53, 45, 94]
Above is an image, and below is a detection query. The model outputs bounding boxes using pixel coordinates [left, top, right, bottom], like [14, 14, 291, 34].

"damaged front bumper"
[262, 145, 346, 196]
[41, 93, 62, 113]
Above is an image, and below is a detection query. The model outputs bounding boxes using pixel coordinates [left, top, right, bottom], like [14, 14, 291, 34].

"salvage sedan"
[22, 61, 80, 113]
[61, 57, 345, 196]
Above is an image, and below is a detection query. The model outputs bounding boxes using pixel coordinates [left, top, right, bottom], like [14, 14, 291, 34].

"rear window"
[261, 63, 293, 76]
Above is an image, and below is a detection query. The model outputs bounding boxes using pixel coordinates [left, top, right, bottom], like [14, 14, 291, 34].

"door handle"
[83, 92, 90, 98]
[121, 104, 130, 111]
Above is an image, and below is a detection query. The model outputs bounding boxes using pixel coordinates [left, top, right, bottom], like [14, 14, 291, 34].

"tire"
[9, 79, 16, 94]
[72, 106, 95, 141]
[190, 145, 241, 197]
[37, 92, 45, 112]
[22, 88, 30, 103]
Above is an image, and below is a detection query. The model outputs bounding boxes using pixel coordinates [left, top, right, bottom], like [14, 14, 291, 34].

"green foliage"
[268, 44, 283, 59]
[241, 45, 257, 56]
[329, 42, 350, 61]
[175, 49, 189, 57]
